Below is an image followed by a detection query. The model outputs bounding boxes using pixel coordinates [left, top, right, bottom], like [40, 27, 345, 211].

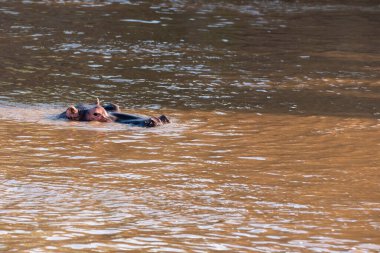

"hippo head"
[65, 98, 114, 122]
[84, 105, 113, 122]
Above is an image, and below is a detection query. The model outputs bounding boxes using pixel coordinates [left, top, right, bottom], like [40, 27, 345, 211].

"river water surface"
[0, 1, 379, 252]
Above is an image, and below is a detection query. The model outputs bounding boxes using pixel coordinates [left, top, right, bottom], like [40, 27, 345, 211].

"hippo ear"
[96, 97, 100, 106]
[66, 105, 79, 120]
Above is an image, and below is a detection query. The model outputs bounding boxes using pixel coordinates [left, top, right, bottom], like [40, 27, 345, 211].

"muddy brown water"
[0, 1, 379, 252]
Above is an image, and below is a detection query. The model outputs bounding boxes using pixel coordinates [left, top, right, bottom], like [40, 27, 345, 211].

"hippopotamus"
[59, 99, 170, 127]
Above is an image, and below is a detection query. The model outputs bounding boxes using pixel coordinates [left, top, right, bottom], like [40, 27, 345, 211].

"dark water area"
[0, 0, 379, 117]
[0, 1, 379, 252]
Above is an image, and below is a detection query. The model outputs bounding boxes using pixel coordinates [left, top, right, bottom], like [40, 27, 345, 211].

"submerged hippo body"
[59, 100, 170, 127]
[111, 112, 170, 127]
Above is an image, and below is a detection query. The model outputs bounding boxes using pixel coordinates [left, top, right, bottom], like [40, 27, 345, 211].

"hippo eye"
[93, 113, 100, 116]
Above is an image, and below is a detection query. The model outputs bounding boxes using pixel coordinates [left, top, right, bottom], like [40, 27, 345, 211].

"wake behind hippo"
[59, 99, 170, 127]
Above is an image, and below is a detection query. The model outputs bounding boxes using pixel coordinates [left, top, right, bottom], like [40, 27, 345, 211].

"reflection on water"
[0, 0, 379, 252]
